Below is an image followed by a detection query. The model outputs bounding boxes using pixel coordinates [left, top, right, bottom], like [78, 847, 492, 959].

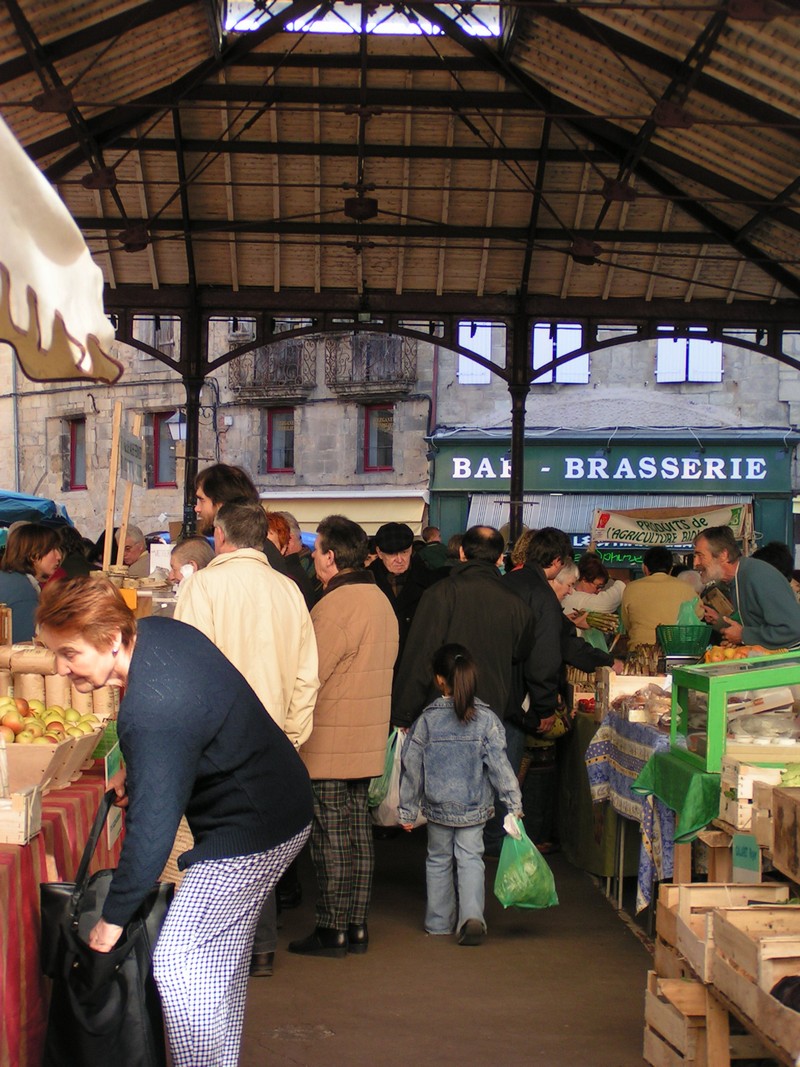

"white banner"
[591, 503, 753, 546]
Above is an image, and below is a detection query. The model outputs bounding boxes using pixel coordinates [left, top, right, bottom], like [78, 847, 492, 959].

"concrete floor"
[241, 830, 651, 1066]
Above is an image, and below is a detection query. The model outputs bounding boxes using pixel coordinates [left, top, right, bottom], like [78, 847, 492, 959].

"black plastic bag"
[40, 789, 174, 1067]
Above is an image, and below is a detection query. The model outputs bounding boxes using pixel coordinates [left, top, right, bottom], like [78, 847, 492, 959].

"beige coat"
[301, 570, 399, 780]
[174, 548, 319, 746]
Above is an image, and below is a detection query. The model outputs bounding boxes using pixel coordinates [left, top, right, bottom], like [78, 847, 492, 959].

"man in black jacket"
[504, 526, 575, 738]
[392, 525, 534, 728]
[368, 522, 440, 665]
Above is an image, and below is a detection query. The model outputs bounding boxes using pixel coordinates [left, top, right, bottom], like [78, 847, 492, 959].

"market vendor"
[621, 546, 698, 647]
[693, 525, 800, 649]
[36, 576, 313, 1067]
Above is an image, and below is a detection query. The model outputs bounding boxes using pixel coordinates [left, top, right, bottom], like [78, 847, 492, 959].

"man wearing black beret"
[368, 522, 440, 666]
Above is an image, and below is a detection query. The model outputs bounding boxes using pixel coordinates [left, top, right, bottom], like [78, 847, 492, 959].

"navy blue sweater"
[103, 616, 313, 926]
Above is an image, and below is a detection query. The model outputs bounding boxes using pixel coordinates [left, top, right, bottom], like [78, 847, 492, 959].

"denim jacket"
[397, 697, 522, 827]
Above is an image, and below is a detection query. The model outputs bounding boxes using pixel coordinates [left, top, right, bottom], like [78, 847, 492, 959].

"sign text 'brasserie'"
[451, 454, 768, 482]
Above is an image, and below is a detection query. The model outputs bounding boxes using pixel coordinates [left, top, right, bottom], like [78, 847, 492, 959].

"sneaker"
[458, 919, 485, 947]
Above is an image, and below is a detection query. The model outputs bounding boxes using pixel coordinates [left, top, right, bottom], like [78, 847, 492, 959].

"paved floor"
[241, 829, 651, 1066]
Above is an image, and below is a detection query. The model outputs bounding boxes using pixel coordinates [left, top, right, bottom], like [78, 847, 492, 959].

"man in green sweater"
[694, 525, 800, 649]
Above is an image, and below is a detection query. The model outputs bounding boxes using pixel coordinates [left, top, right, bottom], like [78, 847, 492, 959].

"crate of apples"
[0, 695, 101, 745]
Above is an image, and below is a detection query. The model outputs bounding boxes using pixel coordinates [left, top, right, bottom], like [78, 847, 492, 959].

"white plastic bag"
[371, 730, 426, 828]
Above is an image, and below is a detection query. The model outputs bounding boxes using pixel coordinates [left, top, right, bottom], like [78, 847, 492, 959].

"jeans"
[483, 718, 526, 855]
[425, 822, 486, 935]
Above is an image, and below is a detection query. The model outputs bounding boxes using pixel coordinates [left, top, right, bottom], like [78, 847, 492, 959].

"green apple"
[64, 708, 82, 724]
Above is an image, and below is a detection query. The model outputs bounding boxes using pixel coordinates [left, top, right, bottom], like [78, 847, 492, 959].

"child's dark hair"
[432, 643, 478, 723]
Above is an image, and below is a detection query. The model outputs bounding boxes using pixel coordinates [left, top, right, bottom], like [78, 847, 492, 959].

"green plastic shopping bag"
[493, 818, 559, 909]
[368, 728, 399, 808]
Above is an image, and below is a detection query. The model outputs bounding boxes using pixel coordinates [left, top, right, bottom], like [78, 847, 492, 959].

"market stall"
[0, 768, 123, 1067]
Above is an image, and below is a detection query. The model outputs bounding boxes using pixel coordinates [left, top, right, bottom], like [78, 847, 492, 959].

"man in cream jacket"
[175, 500, 319, 978]
[175, 501, 318, 747]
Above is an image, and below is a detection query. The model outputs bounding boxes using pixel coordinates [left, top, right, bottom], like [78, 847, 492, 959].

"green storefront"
[426, 429, 798, 560]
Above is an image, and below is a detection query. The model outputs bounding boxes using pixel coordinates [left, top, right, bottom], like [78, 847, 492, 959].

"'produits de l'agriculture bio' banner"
[591, 503, 753, 546]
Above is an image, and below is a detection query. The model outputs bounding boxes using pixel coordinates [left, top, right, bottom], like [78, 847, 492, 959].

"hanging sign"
[119, 426, 144, 485]
[591, 503, 753, 546]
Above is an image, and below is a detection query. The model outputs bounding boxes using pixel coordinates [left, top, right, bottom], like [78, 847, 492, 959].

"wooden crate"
[644, 970, 777, 1066]
[596, 667, 668, 719]
[0, 786, 41, 844]
[712, 951, 800, 1066]
[753, 780, 776, 850]
[644, 970, 708, 1066]
[721, 760, 784, 801]
[6, 726, 105, 795]
[654, 936, 696, 982]
[719, 761, 784, 832]
[773, 787, 800, 883]
[658, 883, 790, 982]
[713, 907, 800, 993]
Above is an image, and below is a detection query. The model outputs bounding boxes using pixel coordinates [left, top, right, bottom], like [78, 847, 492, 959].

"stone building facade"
[1, 320, 798, 547]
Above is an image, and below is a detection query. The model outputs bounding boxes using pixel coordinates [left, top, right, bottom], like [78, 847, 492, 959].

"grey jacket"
[398, 697, 522, 827]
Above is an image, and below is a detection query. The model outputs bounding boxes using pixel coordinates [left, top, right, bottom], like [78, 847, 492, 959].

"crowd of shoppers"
[7, 468, 800, 1067]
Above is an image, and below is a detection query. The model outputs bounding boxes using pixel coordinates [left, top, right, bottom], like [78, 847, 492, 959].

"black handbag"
[40, 788, 175, 1067]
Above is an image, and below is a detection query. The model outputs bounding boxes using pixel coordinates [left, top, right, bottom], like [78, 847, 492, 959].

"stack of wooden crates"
[646, 876, 800, 1066]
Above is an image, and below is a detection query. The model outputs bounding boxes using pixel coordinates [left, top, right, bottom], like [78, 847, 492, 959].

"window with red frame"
[68, 418, 87, 490]
[266, 408, 295, 473]
[364, 405, 393, 471]
[153, 411, 178, 487]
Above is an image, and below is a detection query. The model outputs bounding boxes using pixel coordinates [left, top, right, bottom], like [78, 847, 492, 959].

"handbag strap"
[70, 788, 117, 913]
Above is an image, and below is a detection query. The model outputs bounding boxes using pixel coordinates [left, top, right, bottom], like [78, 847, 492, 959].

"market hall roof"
[1, 0, 800, 321]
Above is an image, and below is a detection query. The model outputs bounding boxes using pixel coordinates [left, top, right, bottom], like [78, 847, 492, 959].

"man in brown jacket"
[289, 515, 399, 959]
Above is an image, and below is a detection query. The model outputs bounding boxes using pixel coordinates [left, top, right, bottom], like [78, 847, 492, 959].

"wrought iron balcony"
[325, 333, 417, 398]
[228, 338, 316, 401]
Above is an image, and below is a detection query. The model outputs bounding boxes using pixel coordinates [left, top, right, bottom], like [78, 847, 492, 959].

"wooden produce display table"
[0, 768, 124, 1067]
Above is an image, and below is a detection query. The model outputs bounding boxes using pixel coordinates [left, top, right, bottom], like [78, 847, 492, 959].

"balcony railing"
[325, 333, 417, 397]
[228, 338, 316, 400]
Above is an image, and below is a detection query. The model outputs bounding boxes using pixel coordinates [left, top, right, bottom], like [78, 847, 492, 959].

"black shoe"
[347, 923, 369, 954]
[458, 919, 485, 947]
[249, 951, 274, 977]
[288, 927, 348, 958]
[277, 885, 303, 910]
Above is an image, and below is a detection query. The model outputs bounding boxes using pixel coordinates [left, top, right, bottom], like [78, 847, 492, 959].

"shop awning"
[259, 489, 429, 536]
[467, 492, 751, 536]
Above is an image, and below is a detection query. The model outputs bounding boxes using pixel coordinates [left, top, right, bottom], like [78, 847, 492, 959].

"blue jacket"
[398, 697, 522, 827]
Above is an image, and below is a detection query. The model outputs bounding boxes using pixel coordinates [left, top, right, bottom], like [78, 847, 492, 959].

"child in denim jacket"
[398, 643, 523, 946]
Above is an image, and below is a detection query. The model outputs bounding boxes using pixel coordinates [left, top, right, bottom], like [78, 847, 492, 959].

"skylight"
[225, 2, 500, 36]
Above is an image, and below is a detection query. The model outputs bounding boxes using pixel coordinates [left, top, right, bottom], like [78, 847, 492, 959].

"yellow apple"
[2, 709, 26, 734]
[24, 719, 45, 738]
[28, 699, 46, 716]
[64, 708, 82, 724]
[15, 730, 36, 744]
[65, 726, 84, 739]
[0, 724, 15, 743]
[32, 735, 56, 745]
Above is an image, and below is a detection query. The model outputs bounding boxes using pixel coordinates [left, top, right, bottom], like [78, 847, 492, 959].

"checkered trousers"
[152, 825, 310, 1067]
[310, 779, 373, 930]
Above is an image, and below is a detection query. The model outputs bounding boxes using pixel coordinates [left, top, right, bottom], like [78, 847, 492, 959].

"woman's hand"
[88, 918, 124, 953]
[107, 767, 129, 809]
[570, 610, 589, 631]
